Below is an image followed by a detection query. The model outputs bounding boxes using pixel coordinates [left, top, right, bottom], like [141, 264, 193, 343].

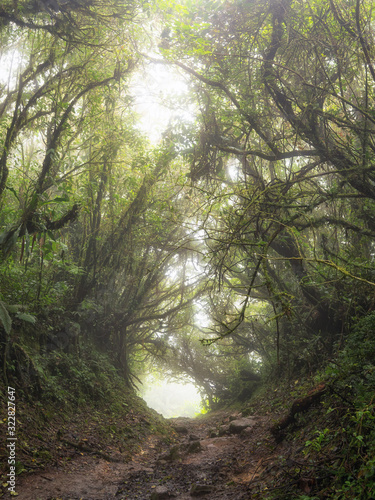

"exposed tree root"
[271, 383, 327, 440]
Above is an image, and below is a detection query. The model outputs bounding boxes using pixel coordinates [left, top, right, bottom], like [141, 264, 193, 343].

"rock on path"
[2, 411, 273, 500]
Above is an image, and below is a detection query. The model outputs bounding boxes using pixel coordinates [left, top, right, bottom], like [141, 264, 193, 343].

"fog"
[131, 59, 195, 144]
[140, 376, 203, 418]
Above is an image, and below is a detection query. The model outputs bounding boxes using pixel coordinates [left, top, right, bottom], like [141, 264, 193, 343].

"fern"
[0, 300, 12, 334]
[16, 312, 37, 325]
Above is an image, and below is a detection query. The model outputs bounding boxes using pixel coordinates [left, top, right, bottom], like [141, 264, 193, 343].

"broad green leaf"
[16, 312, 37, 325]
[0, 300, 12, 334]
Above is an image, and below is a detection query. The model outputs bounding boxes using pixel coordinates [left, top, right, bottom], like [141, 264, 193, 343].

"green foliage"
[0, 0, 375, 446]
[1, 3, 375, 496]
[0, 300, 12, 334]
[15, 312, 36, 325]
[41, 350, 113, 404]
[300, 313, 375, 497]
[304, 428, 330, 453]
[342, 312, 375, 367]
[170, 0, 375, 376]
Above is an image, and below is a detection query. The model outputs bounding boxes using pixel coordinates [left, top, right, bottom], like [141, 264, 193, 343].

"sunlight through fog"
[140, 377, 202, 418]
[131, 60, 195, 143]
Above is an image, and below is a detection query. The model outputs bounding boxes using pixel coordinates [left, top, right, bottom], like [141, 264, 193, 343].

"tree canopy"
[156, 0, 375, 374]
[0, 0, 375, 405]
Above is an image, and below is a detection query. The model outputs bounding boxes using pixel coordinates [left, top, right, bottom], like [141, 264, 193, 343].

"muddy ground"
[1, 410, 280, 499]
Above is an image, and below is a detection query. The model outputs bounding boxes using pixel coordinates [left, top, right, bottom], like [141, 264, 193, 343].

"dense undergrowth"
[239, 312, 375, 499]
[0, 1, 374, 498]
[1, 312, 375, 500]
[0, 338, 171, 494]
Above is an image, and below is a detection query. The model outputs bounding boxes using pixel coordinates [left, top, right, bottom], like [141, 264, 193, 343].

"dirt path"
[2, 411, 276, 499]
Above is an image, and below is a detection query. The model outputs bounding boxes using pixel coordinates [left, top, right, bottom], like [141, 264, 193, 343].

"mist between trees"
[0, 0, 375, 409]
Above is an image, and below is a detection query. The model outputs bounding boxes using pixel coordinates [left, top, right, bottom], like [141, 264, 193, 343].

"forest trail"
[3, 410, 276, 499]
